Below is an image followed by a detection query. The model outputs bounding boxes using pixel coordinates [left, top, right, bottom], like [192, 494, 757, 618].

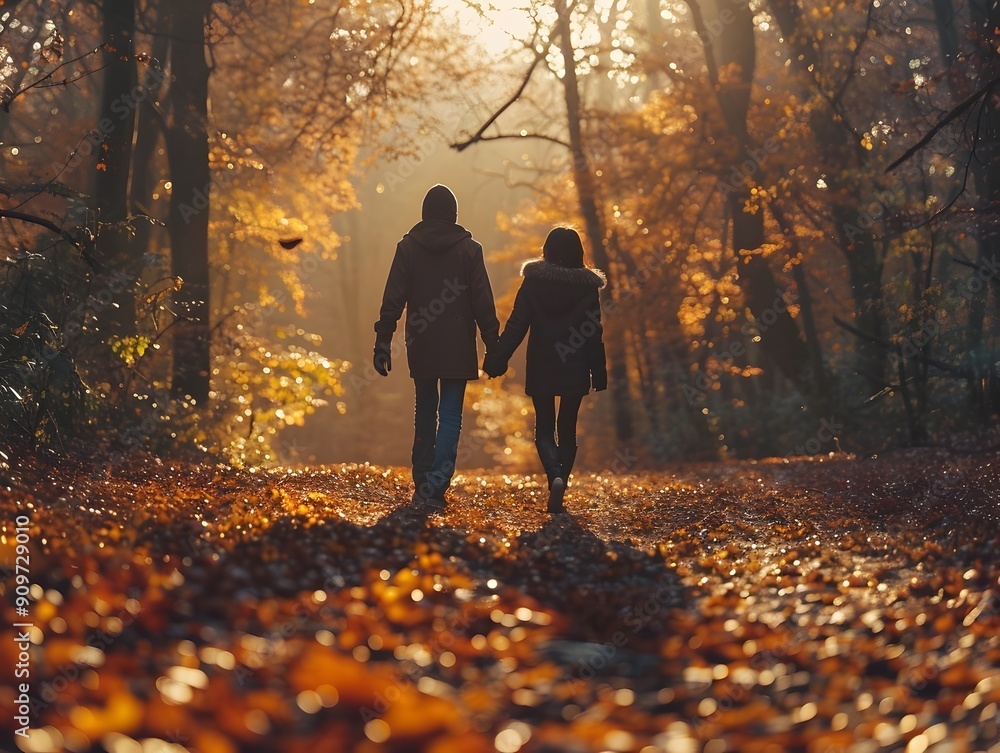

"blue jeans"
[412, 378, 467, 499]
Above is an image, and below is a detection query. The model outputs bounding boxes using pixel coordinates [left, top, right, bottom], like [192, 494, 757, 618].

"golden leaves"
[3, 449, 997, 752]
[109, 334, 153, 367]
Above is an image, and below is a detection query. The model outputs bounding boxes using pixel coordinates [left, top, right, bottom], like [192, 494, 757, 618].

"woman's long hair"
[542, 227, 585, 269]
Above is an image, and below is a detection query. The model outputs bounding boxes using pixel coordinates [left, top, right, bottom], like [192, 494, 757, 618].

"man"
[373, 184, 499, 507]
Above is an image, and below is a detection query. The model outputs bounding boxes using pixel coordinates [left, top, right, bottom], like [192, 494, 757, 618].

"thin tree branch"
[0, 180, 87, 200]
[30, 62, 114, 89]
[902, 134, 976, 230]
[451, 46, 548, 152]
[831, 0, 875, 110]
[460, 132, 570, 149]
[1, 209, 69, 239]
[952, 255, 1000, 283]
[885, 77, 999, 173]
[5, 133, 96, 212]
[3, 47, 105, 110]
[832, 315, 970, 378]
[0, 210, 100, 271]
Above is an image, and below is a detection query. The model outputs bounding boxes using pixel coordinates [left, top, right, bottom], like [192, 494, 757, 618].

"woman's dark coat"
[375, 220, 500, 380]
[486, 259, 608, 396]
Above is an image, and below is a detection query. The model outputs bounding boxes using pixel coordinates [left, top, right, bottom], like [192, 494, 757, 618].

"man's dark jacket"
[375, 220, 499, 380]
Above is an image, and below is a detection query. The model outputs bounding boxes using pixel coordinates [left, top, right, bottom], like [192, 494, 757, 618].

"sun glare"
[436, 0, 537, 56]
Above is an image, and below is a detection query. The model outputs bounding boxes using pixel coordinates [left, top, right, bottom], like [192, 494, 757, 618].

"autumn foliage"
[1, 447, 998, 751]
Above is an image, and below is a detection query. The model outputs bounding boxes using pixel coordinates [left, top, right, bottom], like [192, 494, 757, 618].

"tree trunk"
[931, 0, 959, 68]
[95, 0, 137, 231]
[969, 3, 1000, 414]
[81, 0, 140, 414]
[91, 0, 139, 402]
[836, 221, 886, 385]
[131, 33, 170, 261]
[689, 0, 811, 390]
[165, 0, 212, 404]
[556, 0, 634, 445]
[771, 202, 829, 401]
[768, 0, 888, 389]
[337, 211, 364, 359]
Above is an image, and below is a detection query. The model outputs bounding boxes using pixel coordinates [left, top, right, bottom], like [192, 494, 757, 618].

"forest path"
[1, 449, 998, 752]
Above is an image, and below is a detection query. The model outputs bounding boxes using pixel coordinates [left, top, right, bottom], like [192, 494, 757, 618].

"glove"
[591, 368, 608, 392]
[373, 341, 391, 377]
[482, 351, 508, 378]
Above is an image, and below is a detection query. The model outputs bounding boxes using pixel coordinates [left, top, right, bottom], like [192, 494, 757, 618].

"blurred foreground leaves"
[0, 449, 997, 752]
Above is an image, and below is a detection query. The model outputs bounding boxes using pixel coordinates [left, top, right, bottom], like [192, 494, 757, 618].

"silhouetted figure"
[484, 227, 607, 513]
[373, 184, 500, 507]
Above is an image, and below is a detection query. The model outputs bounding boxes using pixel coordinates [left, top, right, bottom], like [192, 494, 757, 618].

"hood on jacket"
[421, 184, 458, 222]
[405, 220, 473, 252]
[520, 259, 607, 288]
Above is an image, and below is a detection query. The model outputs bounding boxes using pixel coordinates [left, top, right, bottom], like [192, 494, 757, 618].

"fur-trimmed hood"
[520, 259, 607, 288]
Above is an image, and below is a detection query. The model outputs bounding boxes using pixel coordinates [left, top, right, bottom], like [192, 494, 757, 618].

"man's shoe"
[411, 490, 446, 509]
[424, 496, 447, 510]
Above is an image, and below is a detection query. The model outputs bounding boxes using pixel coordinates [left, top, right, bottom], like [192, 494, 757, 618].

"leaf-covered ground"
[1, 448, 998, 753]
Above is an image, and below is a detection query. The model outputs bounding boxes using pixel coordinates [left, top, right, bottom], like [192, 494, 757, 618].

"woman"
[483, 227, 607, 513]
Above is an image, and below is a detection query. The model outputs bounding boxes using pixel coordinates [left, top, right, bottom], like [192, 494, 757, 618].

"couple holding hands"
[373, 184, 608, 513]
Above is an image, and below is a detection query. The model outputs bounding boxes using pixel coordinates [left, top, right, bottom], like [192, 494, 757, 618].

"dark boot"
[558, 444, 578, 485]
[535, 439, 565, 512]
[547, 478, 565, 513]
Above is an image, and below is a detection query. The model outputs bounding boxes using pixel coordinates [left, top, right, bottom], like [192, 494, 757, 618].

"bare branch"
[3, 132, 96, 212]
[900, 133, 977, 231]
[830, 0, 875, 110]
[832, 315, 970, 378]
[885, 77, 999, 173]
[3, 47, 105, 110]
[451, 46, 549, 152]
[0, 180, 87, 200]
[952, 255, 1000, 284]
[461, 132, 570, 149]
[0, 209, 68, 239]
[0, 210, 100, 271]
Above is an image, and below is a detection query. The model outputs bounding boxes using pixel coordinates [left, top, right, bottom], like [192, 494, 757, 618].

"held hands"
[482, 351, 508, 379]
